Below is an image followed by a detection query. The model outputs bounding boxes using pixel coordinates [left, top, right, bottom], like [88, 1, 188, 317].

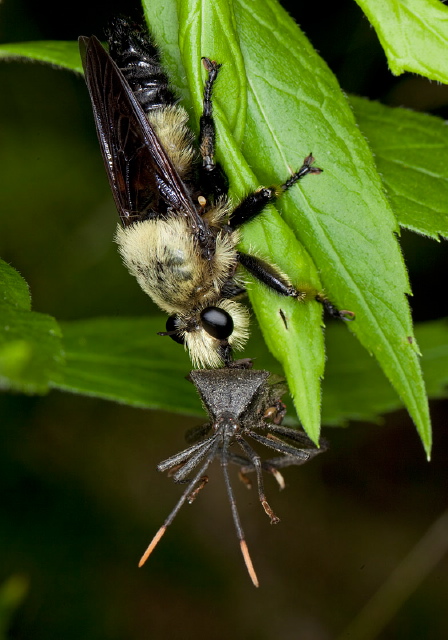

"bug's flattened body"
[140, 367, 328, 586]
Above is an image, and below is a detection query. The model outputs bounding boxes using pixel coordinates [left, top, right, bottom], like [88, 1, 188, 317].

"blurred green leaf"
[0, 41, 82, 73]
[354, 0, 448, 82]
[351, 96, 448, 240]
[0, 575, 29, 640]
[0, 260, 64, 393]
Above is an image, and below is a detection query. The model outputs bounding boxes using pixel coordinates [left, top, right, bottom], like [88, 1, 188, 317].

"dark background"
[1, 0, 447, 638]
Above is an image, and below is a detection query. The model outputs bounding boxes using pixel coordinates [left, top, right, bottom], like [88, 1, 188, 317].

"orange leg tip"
[138, 526, 166, 568]
[240, 540, 259, 588]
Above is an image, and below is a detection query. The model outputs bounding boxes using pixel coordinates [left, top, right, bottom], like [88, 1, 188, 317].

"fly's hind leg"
[237, 251, 355, 321]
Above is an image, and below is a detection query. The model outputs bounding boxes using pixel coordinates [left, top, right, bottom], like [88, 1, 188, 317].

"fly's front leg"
[199, 57, 228, 200]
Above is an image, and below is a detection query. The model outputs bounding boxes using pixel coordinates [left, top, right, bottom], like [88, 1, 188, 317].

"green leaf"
[247, 318, 448, 426]
[0, 41, 82, 73]
[52, 316, 448, 430]
[2, 32, 445, 245]
[0, 260, 64, 393]
[1, 2, 432, 450]
[322, 319, 448, 426]
[0, 260, 31, 311]
[142, 0, 186, 96]
[413, 320, 448, 400]
[234, 0, 431, 452]
[350, 96, 448, 240]
[55, 317, 201, 415]
[176, 0, 248, 143]
[354, 0, 448, 83]
[143, 0, 431, 452]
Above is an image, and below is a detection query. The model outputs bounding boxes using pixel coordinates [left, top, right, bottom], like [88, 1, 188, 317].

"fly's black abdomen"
[106, 17, 177, 112]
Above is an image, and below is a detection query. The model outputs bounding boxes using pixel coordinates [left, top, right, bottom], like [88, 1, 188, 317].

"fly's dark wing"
[79, 35, 206, 235]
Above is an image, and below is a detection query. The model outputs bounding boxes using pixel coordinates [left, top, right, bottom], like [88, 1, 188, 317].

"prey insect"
[79, 18, 354, 369]
[138, 367, 328, 587]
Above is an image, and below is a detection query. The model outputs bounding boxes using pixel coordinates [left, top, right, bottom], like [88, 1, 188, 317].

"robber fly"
[79, 18, 354, 369]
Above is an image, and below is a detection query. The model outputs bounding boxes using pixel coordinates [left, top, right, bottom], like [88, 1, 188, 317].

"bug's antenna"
[221, 431, 259, 587]
[157, 436, 216, 474]
[139, 441, 219, 568]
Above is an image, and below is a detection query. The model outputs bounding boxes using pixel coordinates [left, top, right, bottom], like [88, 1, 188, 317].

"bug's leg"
[139, 440, 219, 568]
[218, 340, 254, 369]
[219, 341, 234, 367]
[221, 431, 259, 587]
[258, 422, 329, 452]
[228, 153, 321, 229]
[263, 400, 287, 425]
[226, 452, 284, 490]
[187, 476, 209, 504]
[237, 251, 355, 321]
[314, 293, 355, 320]
[237, 458, 287, 491]
[237, 252, 299, 298]
[260, 463, 287, 490]
[226, 451, 255, 488]
[248, 430, 316, 463]
[199, 57, 229, 200]
[199, 57, 221, 172]
[163, 440, 215, 484]
[235, 458, 287, 490]
[220, 280, 247, 300]
[230, 154, 355, 320]
[236, 436, 280, 525]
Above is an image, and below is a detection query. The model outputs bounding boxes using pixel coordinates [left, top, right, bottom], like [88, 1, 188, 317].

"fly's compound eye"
[165, 315, 185, 345]
[200, 307, 234, 340]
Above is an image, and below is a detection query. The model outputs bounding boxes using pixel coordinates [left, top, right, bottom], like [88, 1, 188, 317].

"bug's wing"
[79, 35, 206, 235]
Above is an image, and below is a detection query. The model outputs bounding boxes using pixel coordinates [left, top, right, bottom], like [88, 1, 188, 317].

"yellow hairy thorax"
[115, 217, 239, 315]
